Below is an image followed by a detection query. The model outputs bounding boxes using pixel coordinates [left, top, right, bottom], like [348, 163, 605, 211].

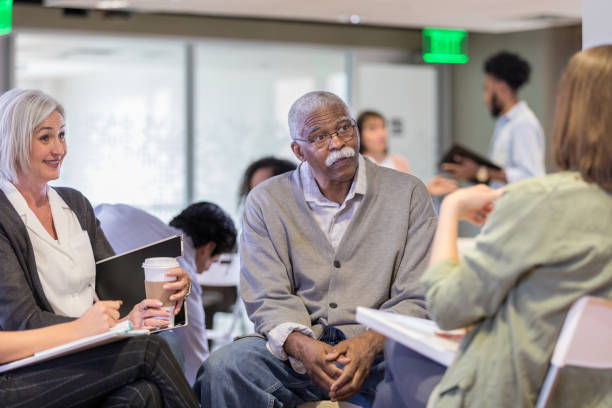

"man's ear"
[496, 80, 514, 103]
[195, 242, 216, 259]
[203, 241, 216, 257]
[195, 242, 217, 273]
[291, 141, 306, 162]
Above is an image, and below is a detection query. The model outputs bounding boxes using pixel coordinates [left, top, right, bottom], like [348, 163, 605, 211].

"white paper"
[0, 325, 148, 374]
[356, 307, 458, 367]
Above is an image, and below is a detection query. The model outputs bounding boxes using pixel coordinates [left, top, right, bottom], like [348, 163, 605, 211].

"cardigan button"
[333, 260, 341, 268]
[329, 302, 338, 309]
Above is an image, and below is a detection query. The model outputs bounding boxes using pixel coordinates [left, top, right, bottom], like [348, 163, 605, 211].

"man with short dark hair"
[194, 91, 437, 407]
[95, 201, 237, 385]
[444, 51, 545, 188]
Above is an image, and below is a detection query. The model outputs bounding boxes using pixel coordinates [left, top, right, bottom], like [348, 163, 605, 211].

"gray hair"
[0, 89, 65, 182]
[288, 91, 350, 140]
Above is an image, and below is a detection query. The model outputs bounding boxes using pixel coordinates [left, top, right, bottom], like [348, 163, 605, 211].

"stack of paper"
[356, 307, 459, 367]
[0, 321, 148, 374]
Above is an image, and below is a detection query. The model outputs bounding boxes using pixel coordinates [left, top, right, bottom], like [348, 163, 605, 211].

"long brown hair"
[553, 45, 612, 193]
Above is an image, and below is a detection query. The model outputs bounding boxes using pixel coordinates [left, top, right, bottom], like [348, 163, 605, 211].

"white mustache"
[325, 146, 356, 167]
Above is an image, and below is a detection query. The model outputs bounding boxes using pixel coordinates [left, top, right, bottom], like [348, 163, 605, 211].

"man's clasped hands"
[284, 330, 386, 402]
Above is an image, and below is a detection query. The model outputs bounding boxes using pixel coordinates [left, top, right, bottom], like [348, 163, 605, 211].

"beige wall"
[451, 26, 582, 171]
[12, 4, 422, 49]
[0, 35, 12, 91]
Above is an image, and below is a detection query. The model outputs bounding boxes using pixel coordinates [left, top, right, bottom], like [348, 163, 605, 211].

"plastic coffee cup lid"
[142, 257, 179, 269]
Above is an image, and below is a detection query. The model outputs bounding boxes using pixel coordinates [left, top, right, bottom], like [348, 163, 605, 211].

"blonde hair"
[553, 45, 612, 193]
[0, 89, 65, 182]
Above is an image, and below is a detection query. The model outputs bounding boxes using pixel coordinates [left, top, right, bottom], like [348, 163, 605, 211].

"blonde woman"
[0, 89, 190, 332]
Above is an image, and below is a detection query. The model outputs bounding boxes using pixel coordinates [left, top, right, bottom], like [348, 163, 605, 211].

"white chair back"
[536, 296, 612, 408]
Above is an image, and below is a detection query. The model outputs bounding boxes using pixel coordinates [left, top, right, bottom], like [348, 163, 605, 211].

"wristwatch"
[476, 166, 489, 183]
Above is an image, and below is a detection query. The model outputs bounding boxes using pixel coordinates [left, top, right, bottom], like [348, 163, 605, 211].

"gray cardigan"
[240, 158, 437, 339]
[0, 187, 114, 330]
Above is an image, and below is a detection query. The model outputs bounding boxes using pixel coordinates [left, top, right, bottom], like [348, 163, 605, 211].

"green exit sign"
[0, 0, 12, 36]
[423, 28, 468, 64]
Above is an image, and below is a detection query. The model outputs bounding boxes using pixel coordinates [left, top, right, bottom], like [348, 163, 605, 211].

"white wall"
[356, 63, 438, 183]
[583, 0, 612, 50]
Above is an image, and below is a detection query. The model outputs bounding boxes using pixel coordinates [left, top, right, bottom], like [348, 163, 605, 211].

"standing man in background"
[95, 201, 237, 385]
[444, 51, 545, 189]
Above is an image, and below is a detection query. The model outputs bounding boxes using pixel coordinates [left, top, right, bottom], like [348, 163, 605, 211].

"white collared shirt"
[488, 101, 545, 189]
[265, 154, 367, 372]
[0, 179, 96, 317]
[299, 154, 367, 249]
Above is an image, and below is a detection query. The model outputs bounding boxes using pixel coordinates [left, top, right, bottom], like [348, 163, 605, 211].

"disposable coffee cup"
[142, 257, 179, 328]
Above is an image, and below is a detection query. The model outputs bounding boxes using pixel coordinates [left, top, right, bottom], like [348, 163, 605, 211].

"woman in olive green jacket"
[423, 45, 612, 408]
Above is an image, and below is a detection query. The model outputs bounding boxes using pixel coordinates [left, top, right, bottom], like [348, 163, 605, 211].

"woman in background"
[238, 156, 296, 206]
[357, 110, 411, 172]
[0, 88, 190, 332]
[0, 300, 198, 408]
[357, 110, 457, 196]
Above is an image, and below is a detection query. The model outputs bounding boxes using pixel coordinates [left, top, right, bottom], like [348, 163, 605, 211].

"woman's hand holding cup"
[127, 299, 171, 330]
[164, 267, 191, 315]
[141, 257, 187, 329]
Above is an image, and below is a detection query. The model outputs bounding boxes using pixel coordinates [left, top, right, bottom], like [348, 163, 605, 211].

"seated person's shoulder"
[390, 154, 411, 173]
[53, 187, 99, 219]
[498, 173, 596, 215]
[53, 186, 90, 205]
[504, 172, 578, 197]
[374, 164, 428, 195]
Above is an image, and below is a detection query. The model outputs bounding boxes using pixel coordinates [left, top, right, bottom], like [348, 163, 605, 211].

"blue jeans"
[194, 326, 385, 408]
[373, 340, 445, 408]
[156, 329, 185, 372]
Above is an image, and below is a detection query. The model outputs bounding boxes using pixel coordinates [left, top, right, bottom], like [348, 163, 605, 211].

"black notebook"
[95, 235, 187, 330]
[440, 144, 502, 171]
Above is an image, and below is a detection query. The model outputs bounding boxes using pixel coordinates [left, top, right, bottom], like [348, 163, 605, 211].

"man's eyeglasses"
[293, 121, 357, 150]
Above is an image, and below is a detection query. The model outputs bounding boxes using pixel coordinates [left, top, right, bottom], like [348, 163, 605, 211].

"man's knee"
[197, 337, 269, 382]
[194, 336, 274, 403]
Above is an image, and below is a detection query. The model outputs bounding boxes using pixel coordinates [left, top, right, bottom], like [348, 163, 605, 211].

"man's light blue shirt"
[488, 101, 545, 189]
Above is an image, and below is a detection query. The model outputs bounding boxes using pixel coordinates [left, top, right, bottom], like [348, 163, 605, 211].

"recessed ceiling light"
[349, 14, 361, 24]
[96, 0, 129, 9]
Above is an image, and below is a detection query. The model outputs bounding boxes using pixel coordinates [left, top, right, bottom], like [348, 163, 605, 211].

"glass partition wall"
[193, 41, 347, 216]
[15, 33, 348, 222]
[16, 34, 187, 221]
[14, 31, 438, 223]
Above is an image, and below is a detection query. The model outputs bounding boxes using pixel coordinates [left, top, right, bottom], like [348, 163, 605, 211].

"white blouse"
[0, 179, 97, 317]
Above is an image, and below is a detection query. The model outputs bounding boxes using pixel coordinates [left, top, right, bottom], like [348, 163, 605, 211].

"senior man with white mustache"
[194, 91, 437, 408]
